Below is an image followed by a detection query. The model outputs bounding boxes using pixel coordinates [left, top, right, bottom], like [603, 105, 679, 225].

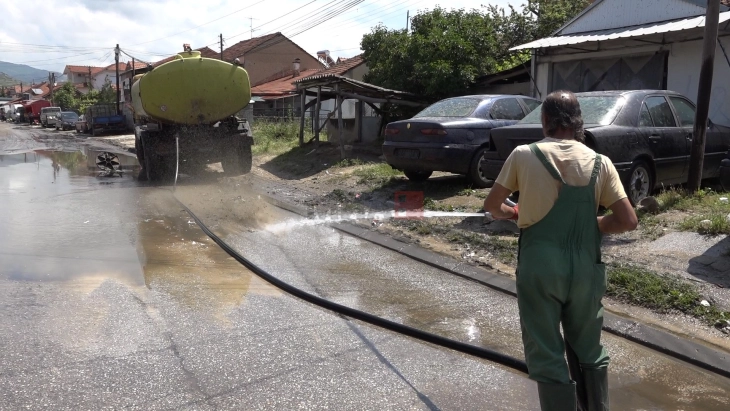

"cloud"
[0, 0, 521, 73]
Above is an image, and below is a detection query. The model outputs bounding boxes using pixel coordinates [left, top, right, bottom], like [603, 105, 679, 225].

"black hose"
[172, 196, 529, 374]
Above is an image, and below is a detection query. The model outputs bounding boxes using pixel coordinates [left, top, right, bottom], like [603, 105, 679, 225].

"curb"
[257, 187, 730, 379]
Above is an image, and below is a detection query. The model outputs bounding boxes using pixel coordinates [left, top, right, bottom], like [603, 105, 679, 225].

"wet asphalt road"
[2, 122, 730, 410]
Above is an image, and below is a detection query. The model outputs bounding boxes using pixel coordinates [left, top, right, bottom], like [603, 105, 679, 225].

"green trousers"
[517, 144, 610, 410]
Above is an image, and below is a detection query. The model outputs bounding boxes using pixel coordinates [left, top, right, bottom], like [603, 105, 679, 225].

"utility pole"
[220, 33, 224, 60]
[48, 72, 55, 105]
[406, 11, 409, 31]
[88, 66, 93, 90]
[115, 44, 121, 115]
[687, 0, 721, 193]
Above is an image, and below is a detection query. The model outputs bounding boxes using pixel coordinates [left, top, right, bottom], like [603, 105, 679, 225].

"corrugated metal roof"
[511, 11, 730, 50]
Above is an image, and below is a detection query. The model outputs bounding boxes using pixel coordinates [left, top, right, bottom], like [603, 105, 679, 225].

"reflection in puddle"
[135, 215, 280, 325]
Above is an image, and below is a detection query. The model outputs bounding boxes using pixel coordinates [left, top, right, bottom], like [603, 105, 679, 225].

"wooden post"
[336, 84, 345, 158]
[687, 0, 721, 193]
[115, 44, 121, 115]
[356, 100, 363, 143]
[315, 86, 321, 143]
[299, 92, 306, 146]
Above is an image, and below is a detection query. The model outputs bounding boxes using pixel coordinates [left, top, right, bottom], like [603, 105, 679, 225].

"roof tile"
[251, 69, 320, 97]
[64, 65, 105, 75]
[221, 33, 282, 62]
[297, 54, 365, 82]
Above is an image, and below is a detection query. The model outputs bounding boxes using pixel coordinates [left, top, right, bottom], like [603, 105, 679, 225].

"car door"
[519, 97, 542, 115]
[668, 96, 725, 179]
[641, 95, 688, 183]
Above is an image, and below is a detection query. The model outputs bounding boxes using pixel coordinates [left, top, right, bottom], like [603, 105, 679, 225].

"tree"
[54, 82, 78, 112]
[527, 0, 592, 39]
[360, 1, 591, 102]
[97, 80, 116, 104]
[362, 6, 534, 101]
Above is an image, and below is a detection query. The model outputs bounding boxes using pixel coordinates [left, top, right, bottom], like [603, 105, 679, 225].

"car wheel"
[467, 147, 493, 188]
[627, 160, 653, 205]
[403, 170, 433, 182]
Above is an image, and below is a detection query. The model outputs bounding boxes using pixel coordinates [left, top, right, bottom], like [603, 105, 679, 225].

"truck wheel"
[141, 134, 166, 181]
[92, 127, 97, 137]
[221, 142, 252, 175]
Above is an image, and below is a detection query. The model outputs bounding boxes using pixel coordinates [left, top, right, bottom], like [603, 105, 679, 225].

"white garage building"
[515, 0, 730, 125]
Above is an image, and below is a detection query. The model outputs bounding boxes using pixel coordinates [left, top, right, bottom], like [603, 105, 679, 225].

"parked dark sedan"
[484, 90, 730, 204]
[382, 95, 541, 187]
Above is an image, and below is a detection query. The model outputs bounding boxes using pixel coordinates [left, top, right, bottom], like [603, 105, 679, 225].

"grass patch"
[444, 231, 518, 264]
[607, 264, 729, 327]
[252, 121, 312, 156]
[352, 163, 402, 187]
[647, 188, 730, 235]
[334, 158, 365, 168]
[637, 214, 667, 240]
[679, 214, 730, 235]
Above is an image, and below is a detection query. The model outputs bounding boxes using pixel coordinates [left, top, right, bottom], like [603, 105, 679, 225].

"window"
[520, 96, 625, 126]
[490, 98, 525, 120]
[414, 98, 481, 118]
[644, 96, 676, 127]
[522, 98, 541, 113]
[638, 103, 653, 127]
[669, 97, 696, 127]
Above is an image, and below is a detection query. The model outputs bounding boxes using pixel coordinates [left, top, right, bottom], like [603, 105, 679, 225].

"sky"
[0, 0, 522, 76]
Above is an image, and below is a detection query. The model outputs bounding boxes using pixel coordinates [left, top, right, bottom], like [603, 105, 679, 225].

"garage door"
[551, 52, 667, 92]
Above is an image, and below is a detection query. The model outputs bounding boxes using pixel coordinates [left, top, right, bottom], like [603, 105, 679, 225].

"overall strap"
[589, 153, 602, 186]
[529, 143, 565, 184]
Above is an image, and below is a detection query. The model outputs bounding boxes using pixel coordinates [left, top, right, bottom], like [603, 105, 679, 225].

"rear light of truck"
[385, 128, 400, 135]
[421, 128, 447, 136]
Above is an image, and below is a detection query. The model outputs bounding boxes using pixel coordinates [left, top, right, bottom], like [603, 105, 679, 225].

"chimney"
[292, 58, 301, 77]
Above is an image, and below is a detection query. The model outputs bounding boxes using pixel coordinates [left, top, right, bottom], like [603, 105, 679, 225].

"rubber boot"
[582, 367, 609, 411]
[537, 381, 577, 411]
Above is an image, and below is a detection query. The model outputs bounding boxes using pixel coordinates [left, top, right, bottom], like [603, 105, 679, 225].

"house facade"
[515, 0, 730, 125]
[222, 32, 323, 86]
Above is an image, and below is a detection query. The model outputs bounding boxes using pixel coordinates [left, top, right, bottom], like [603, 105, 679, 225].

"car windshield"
[46, 108, 61, 113]
[62, 113, 78, 119]
[413, 98, 481, 118]
[519, 95, 626, 126]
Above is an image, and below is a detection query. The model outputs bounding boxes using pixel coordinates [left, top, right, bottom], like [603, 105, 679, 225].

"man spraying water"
[484, 90, 638, 410]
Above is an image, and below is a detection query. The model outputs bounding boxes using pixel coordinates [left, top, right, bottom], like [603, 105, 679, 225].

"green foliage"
[526, 0, 592, 39]
[52, 79, 118, 114]
[53, 82, 78, 111]
[352, 163, 402, 186]
[607, 264, 730, 327]
[251, 120, 303, 156]
[361, 1, 589, 101]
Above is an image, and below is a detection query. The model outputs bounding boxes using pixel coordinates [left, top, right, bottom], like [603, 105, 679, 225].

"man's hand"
[484, 183, 518, 221]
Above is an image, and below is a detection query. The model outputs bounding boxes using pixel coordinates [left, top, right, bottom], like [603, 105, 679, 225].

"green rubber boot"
[537, 381, 577, 411]
[583, 367, 609, 411]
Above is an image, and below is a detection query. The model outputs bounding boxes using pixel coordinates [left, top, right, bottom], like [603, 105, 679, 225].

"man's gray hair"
[541, 90, 585, 142]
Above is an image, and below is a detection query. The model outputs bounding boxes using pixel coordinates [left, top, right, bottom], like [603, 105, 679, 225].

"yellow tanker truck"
[131, 48, 252, 181]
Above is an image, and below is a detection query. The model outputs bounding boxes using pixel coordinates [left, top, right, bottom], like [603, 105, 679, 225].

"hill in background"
[0, 61, 62, 84]
[0, 72, 18, 87]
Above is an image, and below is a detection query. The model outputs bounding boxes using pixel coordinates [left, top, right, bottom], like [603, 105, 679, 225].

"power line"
[129, 0, 268, 46]
[214, 0, 320, 45]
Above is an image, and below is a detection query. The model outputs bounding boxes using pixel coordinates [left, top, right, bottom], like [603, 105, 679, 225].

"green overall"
[517, 144, 610, 410]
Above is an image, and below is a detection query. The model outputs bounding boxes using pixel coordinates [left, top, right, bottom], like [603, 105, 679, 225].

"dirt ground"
[247, 141, 730, 350]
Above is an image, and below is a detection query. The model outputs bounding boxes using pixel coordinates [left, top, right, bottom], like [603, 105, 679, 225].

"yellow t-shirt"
[495, 137, 627, 229]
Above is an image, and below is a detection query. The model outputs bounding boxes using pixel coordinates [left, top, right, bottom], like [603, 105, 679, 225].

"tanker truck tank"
[131, 49, 253, 181]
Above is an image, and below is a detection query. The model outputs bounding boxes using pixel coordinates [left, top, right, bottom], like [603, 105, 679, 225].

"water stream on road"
[263, 210, 488, 233]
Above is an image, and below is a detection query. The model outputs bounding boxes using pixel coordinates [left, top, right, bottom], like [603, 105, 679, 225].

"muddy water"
[0, 149, 276, 308]
[219, 222, 730, 410]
